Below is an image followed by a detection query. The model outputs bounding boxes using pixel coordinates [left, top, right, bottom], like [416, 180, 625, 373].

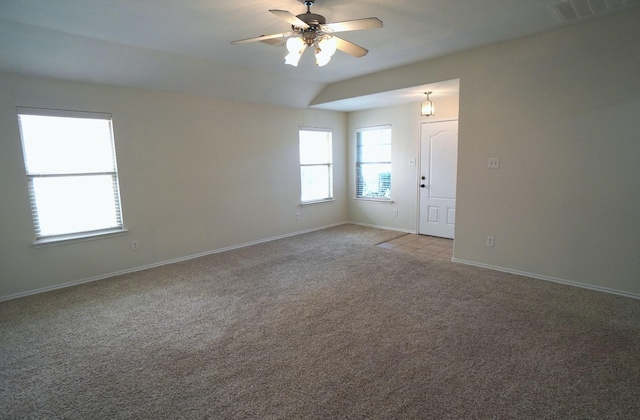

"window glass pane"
[359, 142, 391, 162]
[301, 165, 332, 202]
[299, 130, 331, 164]
[32, 175, 120, 237]
[299, 128, 333, 203]
[18, 108, 124, 240]
[357, 163, 391, 198]
[19, 115, 115, 174]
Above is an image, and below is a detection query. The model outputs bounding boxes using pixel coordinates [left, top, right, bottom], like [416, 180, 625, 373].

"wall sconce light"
[421, 91, 434, 117]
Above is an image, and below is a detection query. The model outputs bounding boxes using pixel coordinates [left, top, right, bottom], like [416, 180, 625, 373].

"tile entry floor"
[378, 234, 454, 261]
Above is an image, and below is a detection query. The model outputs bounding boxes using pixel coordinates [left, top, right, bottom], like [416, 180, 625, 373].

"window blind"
[356, 125, 392, 199]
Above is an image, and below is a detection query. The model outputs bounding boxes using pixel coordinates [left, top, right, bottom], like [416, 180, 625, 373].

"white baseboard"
[451, 258, 640, 301]
[1, 221, 350, 302]
[11, 223, 636, 303]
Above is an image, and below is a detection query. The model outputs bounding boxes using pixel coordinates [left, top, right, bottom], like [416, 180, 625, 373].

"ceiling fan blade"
[334, 36, 369, 58]
[269, 9, 310, 29]
[231, 32, 294, 45]
[322, 17, 383, 33]
[260, 38, 287, 47]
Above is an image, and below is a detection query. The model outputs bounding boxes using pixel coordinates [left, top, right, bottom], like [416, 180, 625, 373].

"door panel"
[419, 120, 458, 238]
[428, 206, 438, 223]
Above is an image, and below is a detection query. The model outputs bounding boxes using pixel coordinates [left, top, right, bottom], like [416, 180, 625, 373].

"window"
[17, 108, 124, 243]
[356, 125, 392, 199]
[299, 128, 333, 203]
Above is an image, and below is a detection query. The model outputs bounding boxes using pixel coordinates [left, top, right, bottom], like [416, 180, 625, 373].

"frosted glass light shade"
[315, 37, 337, 67]
[285, 37, 306, 66]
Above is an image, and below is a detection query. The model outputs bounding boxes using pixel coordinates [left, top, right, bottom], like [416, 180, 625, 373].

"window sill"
[33, 228, 129, 248]
[300, 199, 335, 206]
[354, 198, 394, 204]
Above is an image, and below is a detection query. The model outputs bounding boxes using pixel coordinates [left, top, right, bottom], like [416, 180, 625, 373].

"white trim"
[300, 199, 334, 206]
[0, 222, 349, 302]
[17, 223, 638, 303]
[419, 117, 459, 124]
[34, 228, 129, 248]
[451, 258, 640, 301]
[299, 126, 332, 133]
[356, 124, 392, 132]
[354, 198, 394, 204]
[17, 106, 111, 120]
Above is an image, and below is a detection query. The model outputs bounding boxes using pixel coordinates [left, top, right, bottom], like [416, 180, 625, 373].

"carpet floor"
[1, 224, 639, 419]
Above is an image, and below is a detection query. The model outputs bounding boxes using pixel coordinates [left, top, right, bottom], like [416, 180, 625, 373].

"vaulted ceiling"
[1, 0, 638, 110]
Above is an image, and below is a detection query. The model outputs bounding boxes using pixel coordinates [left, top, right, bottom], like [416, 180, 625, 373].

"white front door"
[419, 120, 458, 239]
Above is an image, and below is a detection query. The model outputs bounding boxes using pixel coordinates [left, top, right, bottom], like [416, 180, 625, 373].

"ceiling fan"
[231, 0, 383, 67]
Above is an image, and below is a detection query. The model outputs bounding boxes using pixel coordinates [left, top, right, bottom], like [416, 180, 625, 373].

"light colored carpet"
[1, 224, 639, 419]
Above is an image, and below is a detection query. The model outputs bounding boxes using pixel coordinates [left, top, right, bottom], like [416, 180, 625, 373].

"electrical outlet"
[295, 212, 301, 220]
[131, 240, 139, 250]
[488, 157, 500, 169]
[486, 236, 494, 247]
[393, 209, 398, 217]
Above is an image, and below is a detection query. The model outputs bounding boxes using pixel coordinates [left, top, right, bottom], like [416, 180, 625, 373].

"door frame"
[416, 118, 459, 237]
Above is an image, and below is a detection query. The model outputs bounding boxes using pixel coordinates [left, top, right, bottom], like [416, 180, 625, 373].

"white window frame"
[356, 125, 392, 201]
[299, 127, 333, 205]
[17, 107, 126, 245]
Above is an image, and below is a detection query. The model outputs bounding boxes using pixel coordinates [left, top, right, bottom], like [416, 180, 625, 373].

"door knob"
[420, 184, 426, 188]
[421, 176, 426, 180]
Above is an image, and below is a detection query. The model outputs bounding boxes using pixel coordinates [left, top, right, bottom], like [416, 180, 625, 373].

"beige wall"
[339, 10, 640, 297]
[2, 10, 639, 300]
[0, 74, 348, 299]
[347, 93, 459, 231]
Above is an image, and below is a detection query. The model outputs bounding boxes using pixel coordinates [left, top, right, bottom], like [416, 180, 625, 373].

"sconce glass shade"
[421, 92, 434, 116]
[285, 37, 306, 66]
[315, 36, 337, 67]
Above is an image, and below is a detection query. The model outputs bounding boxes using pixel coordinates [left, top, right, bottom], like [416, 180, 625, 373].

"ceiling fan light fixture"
[285, 37, 306, 66]
[231, 1, 383, 68]
[421, 92, 435, 117]
[286, 36, 305, 53]
[318, 36, 337, 56]
[285, 51, 303, 66]
[315, 52, 331, 66]
[315, 36, 337, 66]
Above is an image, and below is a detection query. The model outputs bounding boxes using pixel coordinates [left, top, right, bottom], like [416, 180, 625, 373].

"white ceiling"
[1, 0, 638, 110]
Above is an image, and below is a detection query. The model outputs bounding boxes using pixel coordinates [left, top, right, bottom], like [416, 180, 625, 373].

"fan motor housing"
[296, 12, 326, 26]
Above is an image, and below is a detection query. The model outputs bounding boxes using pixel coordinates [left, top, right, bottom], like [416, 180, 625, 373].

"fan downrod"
[296, 0, 326, 32]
